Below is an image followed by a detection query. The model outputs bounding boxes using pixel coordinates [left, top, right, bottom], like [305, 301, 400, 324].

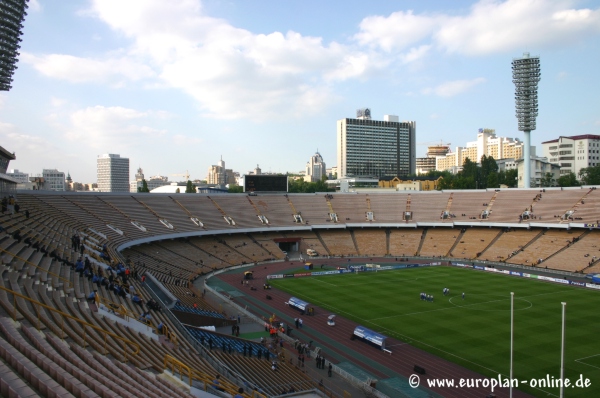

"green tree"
[486, 172, 499, 189]
[557, 172, 580, 187]
[185, 180, 196, 193]
[288, 176, 334, 193]
[480, 155, 499, 189]
[579, 165, 600, 185]
[540, 172, 555, 187]
[228, 184, 244, 193]
[137, 179, 150, 193]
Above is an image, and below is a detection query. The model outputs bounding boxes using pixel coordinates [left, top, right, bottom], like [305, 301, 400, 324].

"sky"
[1, 0, 600, 183]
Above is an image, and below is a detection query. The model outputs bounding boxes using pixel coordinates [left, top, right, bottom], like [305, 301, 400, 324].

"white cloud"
[0, 122, 60, 163]
[65, 106, 167, 148]
[436, 0, 600, 55]
[399, 45, 432, 65]
[50, 97, 66, 107]
[21, 53, 155, 84]
[28, 0, 42, 12]
[355, 10, 441, 52]
[356, 0, 600, 56]
[423, 77, 486, 97]
[25, 0, 382, 120]
[172, 134, 202, 146]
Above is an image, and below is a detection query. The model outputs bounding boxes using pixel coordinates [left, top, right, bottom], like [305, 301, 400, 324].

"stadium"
[1, 188, 600, 398]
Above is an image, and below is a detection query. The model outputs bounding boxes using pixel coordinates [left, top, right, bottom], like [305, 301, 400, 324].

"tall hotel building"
[337, 108, 416, 178]
[97, 154, 130, 192]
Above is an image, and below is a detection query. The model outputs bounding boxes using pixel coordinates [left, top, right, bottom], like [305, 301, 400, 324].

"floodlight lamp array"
[512, 54, 541, 132]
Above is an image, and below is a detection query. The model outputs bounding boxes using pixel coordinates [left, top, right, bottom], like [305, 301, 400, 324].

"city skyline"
[1, 0, 599, 182]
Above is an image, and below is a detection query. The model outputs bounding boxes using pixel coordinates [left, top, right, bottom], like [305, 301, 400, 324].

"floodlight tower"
[512, 52, 541, 188]
[0, 0, 30, 91]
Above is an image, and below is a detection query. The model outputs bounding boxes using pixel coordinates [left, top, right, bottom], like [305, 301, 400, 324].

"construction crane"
[170, 170, 190, 181]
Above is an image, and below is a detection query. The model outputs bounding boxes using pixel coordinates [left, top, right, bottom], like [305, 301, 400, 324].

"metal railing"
[0, 284, 139, 361]
[164, 354, 267, 398]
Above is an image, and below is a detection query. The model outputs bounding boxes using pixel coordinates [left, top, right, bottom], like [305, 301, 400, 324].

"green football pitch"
[269, 266, 600, 398]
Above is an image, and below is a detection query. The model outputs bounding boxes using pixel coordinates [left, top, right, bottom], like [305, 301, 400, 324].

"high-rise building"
[207, 156, 236, 185]
[305, 151, 326, 182]
[416, 144, 450, 175]
[542, 134, 600, 178]
[42, 169, 65, 191]
[337, 109, 416, 178]
[436, 129, 529, 172]
[0, 0, 29, 91]
[97, 154, 130, 192]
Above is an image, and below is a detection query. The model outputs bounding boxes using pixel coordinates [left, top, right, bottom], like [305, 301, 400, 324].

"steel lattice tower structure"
[512, 52, 541, 188]
[0, 0, 29, 91]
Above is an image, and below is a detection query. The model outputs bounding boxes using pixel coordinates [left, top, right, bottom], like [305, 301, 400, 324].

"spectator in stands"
[75, 258, 84, 273]
[233, 388, 244, 398]
[132, 294, 144, 307]
[138, 311, 149, 322]
[157, 322, 164, 335]
[147, 299, 161, 311]
[212, 375, 224, 391]
[87, 290, 97, 303]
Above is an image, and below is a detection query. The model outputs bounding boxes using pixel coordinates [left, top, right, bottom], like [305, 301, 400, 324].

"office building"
[42, 169, 65, 191]
[305, 151, 326, 182]
[207, 157, 236, 186]
[97, 154, 130, 192]
[337, 109, 416, 178]
[542, 134, 600, 178]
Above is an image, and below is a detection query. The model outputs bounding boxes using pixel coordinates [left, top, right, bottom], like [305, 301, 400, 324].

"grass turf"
[269, 266, 600, 398]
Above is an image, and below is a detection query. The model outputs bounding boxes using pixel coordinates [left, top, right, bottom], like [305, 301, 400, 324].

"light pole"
[512, 53, 541, 189]
[560, 302, 566, 398]
[510, 292, 514, 398]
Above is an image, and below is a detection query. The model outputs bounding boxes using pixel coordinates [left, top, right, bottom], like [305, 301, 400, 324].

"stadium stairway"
[446, 228, 465, 257]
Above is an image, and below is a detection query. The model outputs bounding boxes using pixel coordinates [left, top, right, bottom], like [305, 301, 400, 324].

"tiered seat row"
[317, 230, 357, 256]
[211, 350, 314, 396]
[449, 228, 501, 259]
[536, 231, 600, 272]
[388, 228, 423, 257]
[508, 229, 584, 266]
[353, 229, 387, 256]
[478, 229, 539, 261]
[419, 228, 460, 257]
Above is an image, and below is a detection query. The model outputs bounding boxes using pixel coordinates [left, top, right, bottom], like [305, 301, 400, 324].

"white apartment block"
[542, 134, 600, 177]
[97, 154, 130, 192]
[7, 169, 28, 183]
[42, 169, 65, 191]
[436, 129, 528, 172]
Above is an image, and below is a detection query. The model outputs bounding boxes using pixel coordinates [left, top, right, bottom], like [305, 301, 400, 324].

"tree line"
[426, 156, 600, 189]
